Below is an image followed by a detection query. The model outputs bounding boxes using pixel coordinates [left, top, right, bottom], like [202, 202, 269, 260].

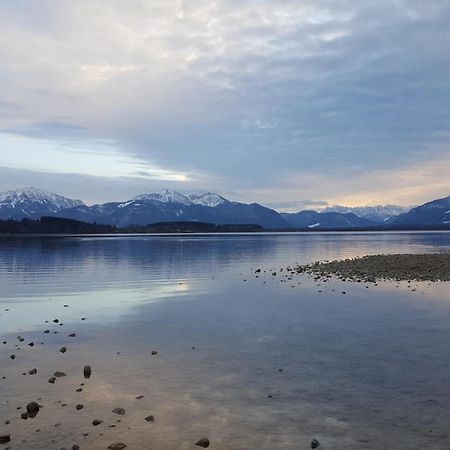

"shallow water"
[1, 232, 450, 449]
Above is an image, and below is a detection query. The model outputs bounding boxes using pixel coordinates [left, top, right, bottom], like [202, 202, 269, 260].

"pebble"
[26, 401, 40, 418]
[92, 419, 103, 426]
[144, 415, 155, 423]
[0, 434, 10, 444]
[48, 377, 56, 384]
[28, 368, 37, 375]
[311, 438, 320, 448]
[75, 404, 84, 410]
[60, 346, 67, 353]
[83, 365, 92, 379]
[108, 443, 127, 450]
[195, 438, 210, 448]
[112, 408, 125, 416]
[54, 371, 67, 377]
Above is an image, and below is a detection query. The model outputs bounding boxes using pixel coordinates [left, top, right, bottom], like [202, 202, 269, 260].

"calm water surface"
[1, 232, 450, 449]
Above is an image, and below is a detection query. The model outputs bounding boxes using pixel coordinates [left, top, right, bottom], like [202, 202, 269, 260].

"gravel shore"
[295, 253, 450, 282]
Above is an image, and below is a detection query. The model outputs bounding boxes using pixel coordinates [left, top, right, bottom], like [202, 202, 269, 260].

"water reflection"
[0, 232, 450, 449]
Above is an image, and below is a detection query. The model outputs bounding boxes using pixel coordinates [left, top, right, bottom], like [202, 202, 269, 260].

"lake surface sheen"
[1, 232, 450, 450]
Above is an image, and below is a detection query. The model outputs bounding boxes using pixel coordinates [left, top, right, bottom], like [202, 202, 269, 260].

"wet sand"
[294, 253, 450, 282]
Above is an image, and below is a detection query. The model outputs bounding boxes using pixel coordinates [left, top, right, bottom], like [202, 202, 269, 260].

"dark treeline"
[0, 217, 264, 234]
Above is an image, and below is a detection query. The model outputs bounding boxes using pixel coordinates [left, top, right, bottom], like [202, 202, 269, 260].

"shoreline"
[295, 253, 450, 282]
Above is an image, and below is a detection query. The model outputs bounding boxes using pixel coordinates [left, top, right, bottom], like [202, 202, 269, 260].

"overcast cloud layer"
[0, 0, 449, 208]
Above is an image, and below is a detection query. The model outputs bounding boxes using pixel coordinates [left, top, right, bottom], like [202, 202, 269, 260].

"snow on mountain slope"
[0, 187, 85, 219]
[187, 193, 227, 207]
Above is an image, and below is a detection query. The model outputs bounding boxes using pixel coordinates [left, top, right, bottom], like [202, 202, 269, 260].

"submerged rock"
[0, 434, 11, 444]
[195, 438, 210, 448]
[26, 401, 40, 418]
[83, 365, 92, 379]
[107, 443, 127, 450]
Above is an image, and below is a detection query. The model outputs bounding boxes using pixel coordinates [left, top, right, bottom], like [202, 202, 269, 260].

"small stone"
[151, 351, 158, 355]
[76, 388, 83, 392]
[0, 434, 10, 444]
[68, 333, 76, 337]
[112, 408, 125, 416]
[195, 438, 210, 448]
[107, 443, 127, 450]
[144, 415, 155, 423]
[53, 371, 67, 377]
[53, 319, 59, 323]
[48, 377, 56, 384]
[83, 365, 91, 379]
[135, 395, 144, 400]
[26, 401, 40, 418]
[311, 438, 320, 449]
[59, 347, 67, 353]
[28, 368, 37, 375]
[21, 412, 28, 420]
[10, 354, 16, 360]
[28, 342, 35, 347]
[92, 419, 103, 426]
[72, 445, 80, 450]
[75, 404, 84, 410]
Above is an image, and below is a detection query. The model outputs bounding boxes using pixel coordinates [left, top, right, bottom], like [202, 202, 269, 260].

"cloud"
[0, 0, 449, 205]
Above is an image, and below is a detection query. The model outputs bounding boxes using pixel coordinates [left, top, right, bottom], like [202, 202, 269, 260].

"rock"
[151, 351, 158, 355]
[53, 371, 67, 377]
[76, 388, 83, 392]
[26, 401, 40, 418]
[135, 395, 144, 400]
[0, 434, 11, 444]
[92, 419, 103, 426]
[59, 347, 67, 353]
[21, 412, 28, 420]
[75, 404, 84, 410]
[144, 415, 155, 423]
[28, 368, 37, 375]
[107, 443, 127, 450]
[48, 377, 56, 384]
[112, 408, 125, 416]
[53, 319, 59, 323]
[72, 445, 80, 450]
[311, 438, 320, 449]
[83, 365, 91, 379]
[28, 342, 35, 347]
[68, 333, 76, 337]
[10, 354, 16, 360]
[195, 438, 210, 448]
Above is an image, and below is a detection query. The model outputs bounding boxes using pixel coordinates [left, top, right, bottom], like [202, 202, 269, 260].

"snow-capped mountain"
[281, 210, 376, 229]
[390, 195, 450, 226]
[0, 187, 85, 220]
[53, 189, 289, 228]
[322, 204, 410, 223]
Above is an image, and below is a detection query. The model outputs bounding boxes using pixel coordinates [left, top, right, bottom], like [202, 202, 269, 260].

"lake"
[1, 232, 450, 449]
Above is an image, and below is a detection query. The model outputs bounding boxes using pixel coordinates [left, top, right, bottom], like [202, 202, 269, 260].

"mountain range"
[0, 187, 449, 229]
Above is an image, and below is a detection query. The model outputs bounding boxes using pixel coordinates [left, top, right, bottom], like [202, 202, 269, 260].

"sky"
[0, 0, 449, 211]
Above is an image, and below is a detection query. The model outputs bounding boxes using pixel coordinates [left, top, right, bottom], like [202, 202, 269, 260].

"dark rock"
[83, 365, 91, 379]
[75, 404, 84, 410]
[28, 368, 37, 375]
[53, 371, 67, 377]
[48, 377, 56, 384]
[107, 443, 127, 450]
[195, 438, 210, 448]
[10, 354, 16, 360]
[311, 438, 320, 449]
[26, 401, 40, 418]
[0, 434, 10, 444]
[144, 415, 155, 423]
[72, 445, 80, 450]
[28, 342, 35, 347]
[92, 419, 103, 426]
[135, 395, 144, 400]
[21, 412, 28, 420]
[68, 333, 76, 337]
[112, 408, 125, 416]
[59, 347, 67, 353]
[151, 351, 158, 355]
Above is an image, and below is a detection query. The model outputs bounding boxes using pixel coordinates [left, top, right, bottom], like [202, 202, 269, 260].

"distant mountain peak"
[132, 189, 228, 207]
[0, 187, 85, 220]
